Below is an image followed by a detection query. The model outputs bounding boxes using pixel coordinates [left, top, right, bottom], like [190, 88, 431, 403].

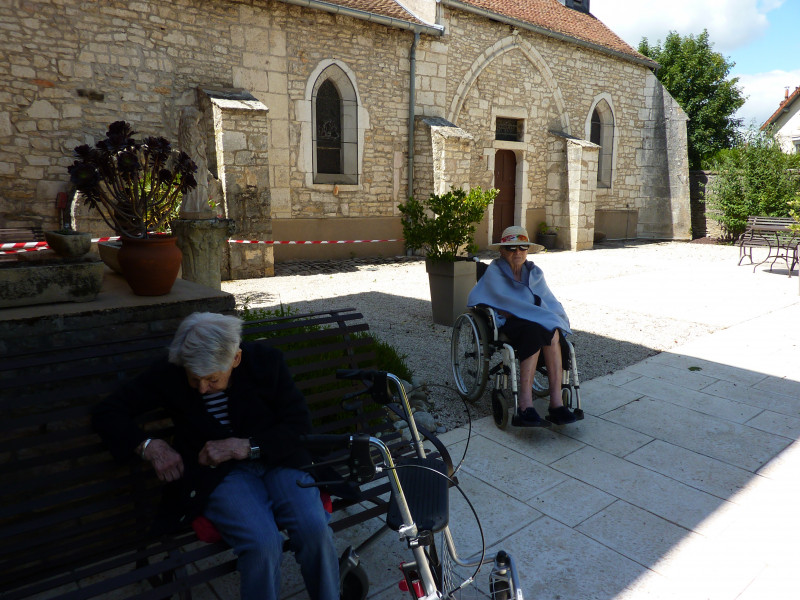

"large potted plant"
[399, 186, 497, 325]
[68, 121, 197, 295]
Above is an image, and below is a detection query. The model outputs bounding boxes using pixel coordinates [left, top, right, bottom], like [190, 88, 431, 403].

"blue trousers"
[203, 462, 339, 600]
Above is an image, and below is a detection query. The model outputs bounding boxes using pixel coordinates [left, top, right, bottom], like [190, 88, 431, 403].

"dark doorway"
[493, 149, 516, 242]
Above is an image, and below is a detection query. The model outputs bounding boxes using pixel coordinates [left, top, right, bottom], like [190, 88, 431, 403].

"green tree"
[705, 128, 800, 236]
[639, 30, 745, 170]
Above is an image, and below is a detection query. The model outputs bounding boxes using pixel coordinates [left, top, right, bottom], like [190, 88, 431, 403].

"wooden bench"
[0, 307, 448, 600]
[736, 216, 799, 276]
[0, 227, 45, 262]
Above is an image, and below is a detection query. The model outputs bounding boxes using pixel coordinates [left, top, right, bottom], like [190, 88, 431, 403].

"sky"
[591, 0, 800, 129]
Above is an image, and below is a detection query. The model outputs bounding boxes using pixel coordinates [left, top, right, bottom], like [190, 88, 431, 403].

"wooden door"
[493, 150, 516, 243]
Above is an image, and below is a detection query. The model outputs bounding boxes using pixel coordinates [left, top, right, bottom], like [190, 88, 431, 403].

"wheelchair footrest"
[386, 457, 449, 534]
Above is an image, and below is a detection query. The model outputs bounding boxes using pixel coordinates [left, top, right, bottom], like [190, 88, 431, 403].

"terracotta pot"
[118, 234, 182, 296]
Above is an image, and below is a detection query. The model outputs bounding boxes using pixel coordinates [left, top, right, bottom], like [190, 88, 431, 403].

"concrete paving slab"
[626, 361, 721, 390]
[701, 378, 800, 417]
[575, 499, 702, 572]
[550, 445, 733, 534]
[577, 380, 644, 416]
[554, 412, 652, 457]
[447, 435, 568, 504]
[624, 439, 754, 499]
[654, 353, 770, 387]
[745, 408, 800, 439]
[620, 376, 764, 423]
[469, 415, 585, 465]
[497, 515, 659, 600]
[605, 396, 792, 471]
[529, 477, 616, 527]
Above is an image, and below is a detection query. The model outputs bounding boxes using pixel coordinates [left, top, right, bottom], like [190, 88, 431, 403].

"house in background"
[0, 0, 690, 280]
[762, 86, 800, 154]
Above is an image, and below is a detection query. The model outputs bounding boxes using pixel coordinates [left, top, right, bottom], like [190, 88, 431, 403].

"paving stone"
[625, 439, 754, 499]
[550, 445, 732, 534]
[626, 361, 720, 390]
[554, 412, 652, 457]
[575, 380, 644, 416]
[576, 499, 700, 571]
[701, 378, 800, 417]
[605, 397, 792, 472]
[529, 477, 616, 527]
[621, 376, 763, 424]
[447, 435, 569, 504]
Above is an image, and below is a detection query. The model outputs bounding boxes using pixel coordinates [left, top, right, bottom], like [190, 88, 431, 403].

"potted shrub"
[68, 121, 197, 295]
[399, 186, 497, 325]
[535, 222, 558, 250]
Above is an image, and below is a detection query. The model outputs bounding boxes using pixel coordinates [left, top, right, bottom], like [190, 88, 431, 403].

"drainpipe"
[408, 30, 420, 200]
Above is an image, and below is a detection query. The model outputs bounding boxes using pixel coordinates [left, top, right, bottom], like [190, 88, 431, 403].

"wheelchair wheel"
[451, 312, 489, 403]
[533, 365, 550, 398]
[491, 389, 511, 429]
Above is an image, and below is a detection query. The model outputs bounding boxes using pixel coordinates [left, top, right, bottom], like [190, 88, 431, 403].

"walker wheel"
[490, 579, 511, 600]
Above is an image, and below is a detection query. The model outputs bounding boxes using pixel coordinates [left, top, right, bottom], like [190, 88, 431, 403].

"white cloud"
[592, 0, 779, 53]
[735, 69, 800, 128]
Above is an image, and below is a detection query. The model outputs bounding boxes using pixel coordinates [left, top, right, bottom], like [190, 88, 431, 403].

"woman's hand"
[198, 438, 250, 468]
[140, 439, 185, 482]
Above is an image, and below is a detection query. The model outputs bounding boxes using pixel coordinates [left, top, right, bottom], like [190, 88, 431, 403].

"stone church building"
[0, 0, 690, 278]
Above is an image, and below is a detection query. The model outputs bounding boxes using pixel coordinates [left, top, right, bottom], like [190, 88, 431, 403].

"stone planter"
[0, 256, 104, 308]
[425, 258, 477, 326]
[97, 240, 123, 274]
[44, 230, 91, 257]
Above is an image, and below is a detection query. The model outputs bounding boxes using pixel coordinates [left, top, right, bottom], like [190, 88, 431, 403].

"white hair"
[168, 312, 243, 376]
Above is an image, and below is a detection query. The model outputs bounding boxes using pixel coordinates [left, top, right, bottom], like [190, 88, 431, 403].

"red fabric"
[321, 490, 333, 514]
[191, 515, 223, 543]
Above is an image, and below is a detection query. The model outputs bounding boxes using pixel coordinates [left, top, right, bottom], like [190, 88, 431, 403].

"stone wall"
[0, 0, 690, 269]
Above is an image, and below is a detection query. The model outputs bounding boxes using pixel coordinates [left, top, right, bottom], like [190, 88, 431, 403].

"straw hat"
[492, 226, 544, 253]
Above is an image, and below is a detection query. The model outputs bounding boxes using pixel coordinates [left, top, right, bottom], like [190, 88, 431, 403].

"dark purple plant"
[68, 121, 197, 238]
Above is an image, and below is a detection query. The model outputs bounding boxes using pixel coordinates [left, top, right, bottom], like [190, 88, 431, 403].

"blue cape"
[467, 258, 571, 334]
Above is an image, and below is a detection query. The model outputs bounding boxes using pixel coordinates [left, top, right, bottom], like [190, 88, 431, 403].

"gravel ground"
[221, 240, 753, 431]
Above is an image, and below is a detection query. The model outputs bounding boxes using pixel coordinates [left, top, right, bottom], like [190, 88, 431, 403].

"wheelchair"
[450, 305, 584, 429]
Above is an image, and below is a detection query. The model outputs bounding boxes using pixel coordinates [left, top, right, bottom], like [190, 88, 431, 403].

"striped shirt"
[203, 391, 232, 430]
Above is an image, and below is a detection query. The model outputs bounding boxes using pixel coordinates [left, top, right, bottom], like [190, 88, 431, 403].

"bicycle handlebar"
[336, 369, 391, 404]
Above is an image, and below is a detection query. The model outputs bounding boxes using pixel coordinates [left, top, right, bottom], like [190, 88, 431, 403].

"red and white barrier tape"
[229, 238, 401, 245]
[0, 236, 120, 254]
[1, 236, 398, 254]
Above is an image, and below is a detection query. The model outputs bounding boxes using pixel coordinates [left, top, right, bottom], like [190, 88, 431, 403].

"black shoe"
[511, 406, 550, 428]
[547, 405, 577, 425]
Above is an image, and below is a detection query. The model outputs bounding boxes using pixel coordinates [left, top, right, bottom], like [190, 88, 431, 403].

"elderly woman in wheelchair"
[451, 225, 583, 429]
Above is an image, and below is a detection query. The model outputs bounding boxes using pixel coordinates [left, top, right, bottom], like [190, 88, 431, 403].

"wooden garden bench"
[736, 216, 798, 276]
[0, 307, 448, 600]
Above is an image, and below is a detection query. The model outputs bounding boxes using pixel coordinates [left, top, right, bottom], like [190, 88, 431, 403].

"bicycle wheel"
[451, 312, 489, 403]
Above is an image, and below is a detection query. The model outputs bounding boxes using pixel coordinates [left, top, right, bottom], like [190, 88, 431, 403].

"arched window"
[311, 66, 358, 184]
[316, 80, 341, 174]
[589, 100, 614, 188]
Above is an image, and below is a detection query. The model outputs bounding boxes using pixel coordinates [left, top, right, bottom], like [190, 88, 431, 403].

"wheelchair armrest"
[472, 304, 501, 342]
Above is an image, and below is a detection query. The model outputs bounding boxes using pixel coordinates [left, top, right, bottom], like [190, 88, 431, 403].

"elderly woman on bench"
[92, 312, 339, 600]
[468, 225, 577, 427]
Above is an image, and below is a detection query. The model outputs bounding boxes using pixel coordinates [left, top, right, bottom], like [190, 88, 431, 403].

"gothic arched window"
[311, 66, 358, 184]
[589, 100, 614, 188]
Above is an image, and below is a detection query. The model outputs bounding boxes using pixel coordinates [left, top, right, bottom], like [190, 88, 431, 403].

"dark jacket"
[92, 341, 313, 532]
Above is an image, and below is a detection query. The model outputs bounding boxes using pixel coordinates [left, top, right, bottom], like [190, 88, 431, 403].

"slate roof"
[762, 86, 800, 130]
